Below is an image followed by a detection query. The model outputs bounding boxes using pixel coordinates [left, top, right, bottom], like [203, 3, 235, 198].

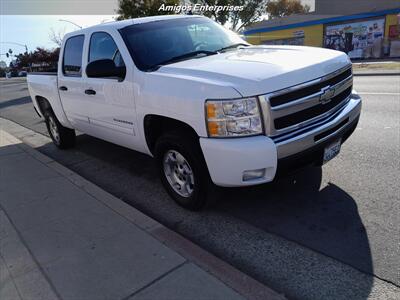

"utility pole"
[0, 42, 28, 53]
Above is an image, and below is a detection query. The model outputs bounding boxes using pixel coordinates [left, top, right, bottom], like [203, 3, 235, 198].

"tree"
[14, 47, 60, 70]
[49, 27, 65, 47]
[117, 0, 267, 32]
[116, 0, 180, 20]
[180, 0, 267, 31]
[266, 0, 310, 19]
[190, 0, 231, 26]
[230, 0, 267, 31]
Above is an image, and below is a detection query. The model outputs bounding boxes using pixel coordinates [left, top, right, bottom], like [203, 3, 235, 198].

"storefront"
[244, 8, 400, 59]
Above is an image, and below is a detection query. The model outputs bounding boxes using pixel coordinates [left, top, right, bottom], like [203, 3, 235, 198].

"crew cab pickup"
[28, 15, 361, 210]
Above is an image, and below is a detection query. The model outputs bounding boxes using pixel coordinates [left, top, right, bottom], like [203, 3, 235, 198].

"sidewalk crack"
[121, 261, 187, 300]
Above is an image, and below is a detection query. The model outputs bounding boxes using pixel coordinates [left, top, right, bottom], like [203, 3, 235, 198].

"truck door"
[83, 31, 139, 150]
[58, 34, 90, 132]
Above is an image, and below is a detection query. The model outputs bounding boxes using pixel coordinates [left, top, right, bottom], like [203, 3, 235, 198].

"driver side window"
[88, 32, 125, 67]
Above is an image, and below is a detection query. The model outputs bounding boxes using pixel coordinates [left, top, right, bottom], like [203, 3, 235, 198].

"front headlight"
[205, 97, 263, 137]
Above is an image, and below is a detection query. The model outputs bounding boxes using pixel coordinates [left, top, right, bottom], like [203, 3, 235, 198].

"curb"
[0, 118, 286, 300]
[353, 72, 400, 76]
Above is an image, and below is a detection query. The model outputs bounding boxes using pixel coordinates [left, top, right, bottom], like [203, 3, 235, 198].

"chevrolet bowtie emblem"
[319, 86, 335, 104]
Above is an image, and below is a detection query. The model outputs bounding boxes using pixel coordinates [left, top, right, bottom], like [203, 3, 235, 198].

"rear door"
[58, 34, 89, 132]
[83, 30, 138, 149]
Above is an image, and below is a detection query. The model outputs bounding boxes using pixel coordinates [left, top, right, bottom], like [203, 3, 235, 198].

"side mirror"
[86, 59, 126, 79]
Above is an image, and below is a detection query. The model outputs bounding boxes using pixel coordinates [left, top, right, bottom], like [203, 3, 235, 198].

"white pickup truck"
[28, 15, 361, 210]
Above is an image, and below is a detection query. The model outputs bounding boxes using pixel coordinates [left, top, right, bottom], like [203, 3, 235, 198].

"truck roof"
[64, 15, 204, 38]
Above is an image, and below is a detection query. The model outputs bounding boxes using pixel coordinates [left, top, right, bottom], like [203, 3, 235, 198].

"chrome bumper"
[273, 93, 361, 159]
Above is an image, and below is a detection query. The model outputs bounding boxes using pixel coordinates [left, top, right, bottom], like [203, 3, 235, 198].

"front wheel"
[155, 132, 211, 210]
[44, 109, 76, 149]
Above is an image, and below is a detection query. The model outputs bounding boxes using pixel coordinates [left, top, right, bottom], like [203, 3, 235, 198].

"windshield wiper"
[216, 43, 250, 52]
[156, 50, 218, 68]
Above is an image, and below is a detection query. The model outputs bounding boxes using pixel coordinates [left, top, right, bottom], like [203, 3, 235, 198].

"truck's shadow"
[35, 133, 373, 299]
[0, 96, 31, 110]
[215, 167, 373, 278]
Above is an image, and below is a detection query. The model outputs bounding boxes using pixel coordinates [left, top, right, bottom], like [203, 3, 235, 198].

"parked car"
[18, 71, 27, 77]
[27, 15, 361, 210]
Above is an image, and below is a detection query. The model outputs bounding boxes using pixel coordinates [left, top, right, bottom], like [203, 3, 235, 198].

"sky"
[0, 0, 315, 66]
[0, 15, 117, 64]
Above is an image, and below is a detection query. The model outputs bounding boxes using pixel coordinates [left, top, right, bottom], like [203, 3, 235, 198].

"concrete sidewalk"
[0, 128, 284, 300]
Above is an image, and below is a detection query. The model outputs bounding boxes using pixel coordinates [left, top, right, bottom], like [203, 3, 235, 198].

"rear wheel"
[44, 109, 76, 149]
[155, 131, 211, 210]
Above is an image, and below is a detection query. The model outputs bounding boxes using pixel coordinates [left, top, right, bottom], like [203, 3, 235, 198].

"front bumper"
[200, 94, 361, 187]
[274, 94, 362, 159]
[275, 114, 359, 177]
[200, 136, 277, 187]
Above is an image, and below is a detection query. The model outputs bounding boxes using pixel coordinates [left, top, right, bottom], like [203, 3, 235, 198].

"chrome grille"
[274, 86, 352, 130]
[260, 65, 353, 137]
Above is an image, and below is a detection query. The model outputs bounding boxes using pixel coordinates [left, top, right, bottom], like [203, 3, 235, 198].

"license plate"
[323, 139, 341, 164]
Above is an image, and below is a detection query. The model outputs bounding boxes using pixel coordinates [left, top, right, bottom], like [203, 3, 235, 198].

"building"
[244, 0, 400, 59]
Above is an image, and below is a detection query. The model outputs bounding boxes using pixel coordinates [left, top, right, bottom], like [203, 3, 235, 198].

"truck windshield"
[119, 17, 248, 72]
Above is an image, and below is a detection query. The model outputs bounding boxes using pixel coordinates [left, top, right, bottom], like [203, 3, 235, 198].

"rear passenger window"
[89, 32, 125, 67]
[63, 35, 84, 76]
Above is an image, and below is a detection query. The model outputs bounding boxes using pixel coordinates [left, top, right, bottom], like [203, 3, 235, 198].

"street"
[0, 75, 399, 299]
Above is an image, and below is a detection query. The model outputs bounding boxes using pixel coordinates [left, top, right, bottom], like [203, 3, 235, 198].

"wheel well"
[144, 115, 199, 155]
[35, 96, 52, 115]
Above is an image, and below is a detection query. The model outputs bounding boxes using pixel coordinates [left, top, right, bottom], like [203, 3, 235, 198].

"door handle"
[84, 89, 96, 95]
[59, 86, 68, 91]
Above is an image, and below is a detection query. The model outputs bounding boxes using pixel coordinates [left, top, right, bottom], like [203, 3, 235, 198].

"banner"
[324, 18, 385, 59]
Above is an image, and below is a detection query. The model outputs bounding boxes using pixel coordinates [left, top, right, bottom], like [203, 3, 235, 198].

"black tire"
[154, 131, 212, 210]
[44, 109, 76, 149]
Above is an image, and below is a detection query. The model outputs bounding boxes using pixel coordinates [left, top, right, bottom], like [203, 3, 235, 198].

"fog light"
[243, 168, 266, 181]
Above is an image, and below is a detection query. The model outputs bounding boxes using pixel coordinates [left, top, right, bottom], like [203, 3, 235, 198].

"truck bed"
[27, 73, 72, 128]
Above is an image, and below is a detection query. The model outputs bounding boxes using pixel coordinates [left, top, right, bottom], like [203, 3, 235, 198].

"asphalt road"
[1, 75, 399, 299]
